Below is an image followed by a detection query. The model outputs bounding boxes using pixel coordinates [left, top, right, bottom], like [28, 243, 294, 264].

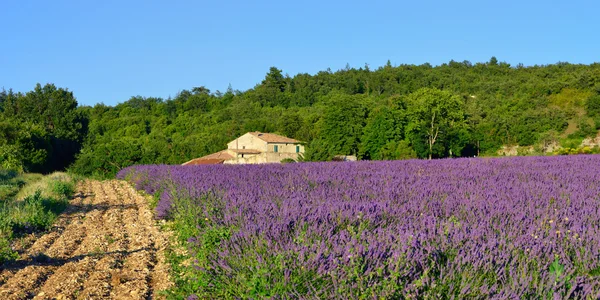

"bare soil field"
[0, 180, 172, 299]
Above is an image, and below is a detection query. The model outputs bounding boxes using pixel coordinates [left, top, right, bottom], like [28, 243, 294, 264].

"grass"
[0, 170, 77, 263]
[138, 189, 221, 299]
[0, 170, 42, 202]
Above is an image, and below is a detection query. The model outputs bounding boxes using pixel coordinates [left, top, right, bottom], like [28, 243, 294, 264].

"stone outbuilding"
[182, 132, 304, 165]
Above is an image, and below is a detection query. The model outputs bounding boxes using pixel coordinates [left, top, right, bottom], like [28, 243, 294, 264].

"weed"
[0, 171, 75, 264]
[0, 237, 18, 263]
[52, 181, 74, 199]
[90, 247, 104, 257]
[105, 234, 115, 244]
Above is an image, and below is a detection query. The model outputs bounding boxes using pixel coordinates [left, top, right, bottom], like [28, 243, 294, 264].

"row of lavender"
[118, 155, 600, 298]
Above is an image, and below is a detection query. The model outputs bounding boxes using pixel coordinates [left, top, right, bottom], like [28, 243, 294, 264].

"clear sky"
[1, 0, 598, 106]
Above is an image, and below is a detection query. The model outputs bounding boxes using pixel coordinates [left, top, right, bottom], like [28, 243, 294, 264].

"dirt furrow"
[33, 180, 114, 299]
[0, 186, 92, 287]
[0, 179, 172, 299]
[0, 181, 95, 299]
[109, 181, 154, 299]
[77, 180, 133, 299]
[125, 183, 173, 295]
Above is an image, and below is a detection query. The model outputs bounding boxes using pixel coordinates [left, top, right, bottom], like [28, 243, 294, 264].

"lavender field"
[118, 155, 600, 299]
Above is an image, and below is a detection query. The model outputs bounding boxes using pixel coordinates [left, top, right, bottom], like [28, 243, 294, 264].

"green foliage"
[5, 60, 600, 177]
[379, 140, 417, 160]
[359, 104, 406, 160]
[568, 119, 597, 139]
[280, 158, 296, 164]
[0, 169, 24, 201]
[306, 93, 367, 160]
[555, 146, 599, 155]
[0, 237, 19, 263]
[70, 137, 143, 178]
[0, 171, 74, 263]
[0, 84, 88, 173]
[405, 88, 466, 159]
[586, 94, 600, 116]
[52, 181, 75, 199]
[63, 61, 600, 175]
[161, 191, 234, 298]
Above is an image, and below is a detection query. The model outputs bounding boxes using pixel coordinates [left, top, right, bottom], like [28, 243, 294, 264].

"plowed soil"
[0, 180, 172, 299]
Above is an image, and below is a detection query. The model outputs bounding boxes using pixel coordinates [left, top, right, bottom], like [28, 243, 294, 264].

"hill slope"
[2, 59, 600, 176]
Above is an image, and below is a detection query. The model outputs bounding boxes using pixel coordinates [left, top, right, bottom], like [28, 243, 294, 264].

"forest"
[2, 57, 600, 177]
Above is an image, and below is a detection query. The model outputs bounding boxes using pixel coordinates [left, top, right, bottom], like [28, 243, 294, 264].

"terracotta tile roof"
[200, 150, 235, 160]
[249, 132, 301, 144]
[182, 158, 226, 165]
[181, 150, 234, 165]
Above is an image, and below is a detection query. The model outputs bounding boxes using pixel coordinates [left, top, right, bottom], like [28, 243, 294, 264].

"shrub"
[280, 158, 296, 164]
[52, 181, 74, 199]
[0, 237, 18, 264]
[0, 172, 73, 264]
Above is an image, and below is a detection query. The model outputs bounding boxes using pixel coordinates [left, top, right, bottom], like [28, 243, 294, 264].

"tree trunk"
[428, 112, 437, 160]
[428, 137, 433, 160]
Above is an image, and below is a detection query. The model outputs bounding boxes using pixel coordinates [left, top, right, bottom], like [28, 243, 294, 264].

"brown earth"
[0, 180, 172, 299]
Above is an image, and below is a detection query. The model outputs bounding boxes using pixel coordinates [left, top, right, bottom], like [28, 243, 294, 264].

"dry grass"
[16, 172, 71, 201]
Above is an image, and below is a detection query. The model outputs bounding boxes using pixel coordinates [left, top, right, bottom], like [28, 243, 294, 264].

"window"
[274, 145, 278, 152]
[242, 146, 245, 149]
[296, 145, 300, 153]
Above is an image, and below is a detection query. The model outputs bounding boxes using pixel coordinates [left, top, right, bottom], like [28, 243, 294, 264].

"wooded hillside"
[2, 58, 600, 177]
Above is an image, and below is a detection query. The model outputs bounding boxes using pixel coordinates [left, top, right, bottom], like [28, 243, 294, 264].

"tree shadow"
[1, 247, 153, 271]
[65, 203, 139, 214]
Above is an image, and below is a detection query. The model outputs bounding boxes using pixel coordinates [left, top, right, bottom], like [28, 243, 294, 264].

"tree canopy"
[2, 59, 600, 177]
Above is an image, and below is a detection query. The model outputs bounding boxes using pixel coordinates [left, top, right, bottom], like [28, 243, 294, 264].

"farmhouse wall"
[227, 133, 268, 152]
[224, 154, 262, 164]
[264, 152, 301, 162]
[223, 152, 301, 164]
[266, 143, 305, 154]
[190, 132, 304, 165]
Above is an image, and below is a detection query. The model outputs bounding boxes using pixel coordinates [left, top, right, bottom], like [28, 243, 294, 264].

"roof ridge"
[248, 132, 301, 143]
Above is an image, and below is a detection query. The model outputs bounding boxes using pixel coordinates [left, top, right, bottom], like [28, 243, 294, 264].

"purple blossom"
[118, 155, 600, 298]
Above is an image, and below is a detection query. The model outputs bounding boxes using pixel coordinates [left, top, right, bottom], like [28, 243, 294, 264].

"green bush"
[52, 181, 75, 199]
[0, 169, 25, 201]
[0, 169, 19, 183]
[0, 191, 66, 238]
[280, 158, 296, 164]
[0, 237, 18, 264]
[0, 171, 74, 264]
[555, 146, 599, 155]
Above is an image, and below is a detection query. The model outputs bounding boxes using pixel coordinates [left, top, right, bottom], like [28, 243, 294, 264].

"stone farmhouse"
[182, 132, 305, 165]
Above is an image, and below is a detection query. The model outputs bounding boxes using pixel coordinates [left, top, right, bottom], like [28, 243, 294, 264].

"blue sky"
[1, 0, 598, 106]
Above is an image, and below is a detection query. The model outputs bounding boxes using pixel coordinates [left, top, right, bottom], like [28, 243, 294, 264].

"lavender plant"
[118, 155, 600, 299]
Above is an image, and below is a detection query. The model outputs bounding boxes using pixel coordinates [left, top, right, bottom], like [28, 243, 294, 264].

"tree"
[406, 88, 466, 159]
[0, 121, 51, 172]
[359, 105, 406, 160]
[277, 111, 303, 138]
[309, 93, 367, 160]
[379, 140, 417, 160]
[587, 94, 600, 116]
[192, 86, 211, 95]
[0, 84, 88, 172]
[0, 89, 6, 112]
[253, 67, 289, 107]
